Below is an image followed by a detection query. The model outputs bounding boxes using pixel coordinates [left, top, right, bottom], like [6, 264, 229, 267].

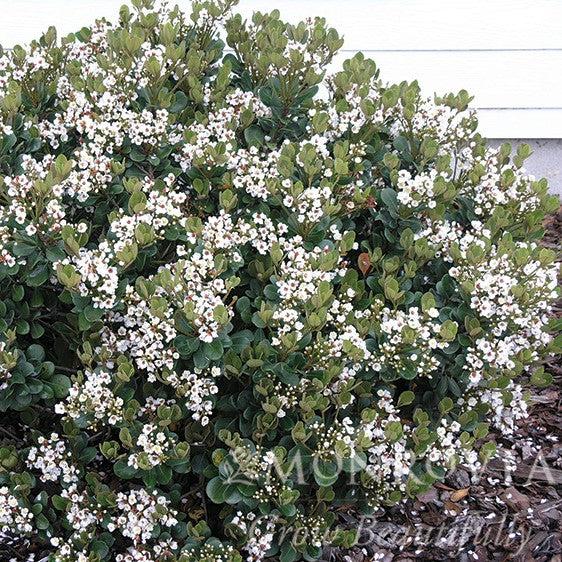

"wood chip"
[450, 487, 470, 502]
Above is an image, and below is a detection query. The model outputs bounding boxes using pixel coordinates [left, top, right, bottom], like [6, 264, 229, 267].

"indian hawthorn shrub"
[0, 1, 559, 560]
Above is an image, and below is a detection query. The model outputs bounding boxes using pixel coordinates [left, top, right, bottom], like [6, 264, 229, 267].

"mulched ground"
[328, 209, 562, 562]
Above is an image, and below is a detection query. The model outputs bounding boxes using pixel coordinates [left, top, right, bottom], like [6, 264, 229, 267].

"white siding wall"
[1, 0, 561, 192]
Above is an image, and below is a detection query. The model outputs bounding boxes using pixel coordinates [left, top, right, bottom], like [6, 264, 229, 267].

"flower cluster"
[55, 367, 124, 428]
[271, 236, 347, 346]
[310, 417, 357, 461]
[110, 489, 178, 545]
[458, 147, 546, 220]
[26, 433, 79, 484]
[61, 488, 102, 536]
[372, 305, 450, 380]
[0, 1, 558, 561]
[165, 366, 220, 425]
[0, 487, 33, 535]
[360, 389, 413, 501]
[127, 424, 175, 470]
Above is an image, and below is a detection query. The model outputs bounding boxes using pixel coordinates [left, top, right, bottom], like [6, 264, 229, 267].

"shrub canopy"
[0, 1, 559, 560]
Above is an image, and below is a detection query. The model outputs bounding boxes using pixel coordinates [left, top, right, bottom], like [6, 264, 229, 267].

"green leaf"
[341, 452, 367, 474]
[91, 541, 109, 558]
[83, 305, 103, 322]
[314, 460, 339, 487]
[50, 374, 71, 399]
[170, 91, 188, 113]
[155, 464, 173, 485]
[206, 476, 228, 504]
[384, 420, 403, 443]
[174, 335, 200, 357]
[26, 344, 45, 363]
[530, 368, 553, 387]
[51, 495, 69, 511]
[380, 188, 398, 211]
[393, 136, 409, 153]
[230, 330, 252, 353]
[213, 304, 229, 324]
[79, 447, 97, 464]
[397, 390, 415, 407]
[440, 320, 458, 341]
[280, 543, 298, 562]
[27, 263, 50, 287]
[244, 125, 265, 148]
[129, 149, 146, 163]
[35, 513, 50, 530]
[202, 339, 224, 361]
[549, 333, 562, 354]
[439, 396, 454, 414]
[12, 242, 36, 257]
[114, 459, 137, 479]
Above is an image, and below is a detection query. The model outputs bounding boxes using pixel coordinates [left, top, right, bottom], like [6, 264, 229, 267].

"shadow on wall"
[489, 139, 562, 196]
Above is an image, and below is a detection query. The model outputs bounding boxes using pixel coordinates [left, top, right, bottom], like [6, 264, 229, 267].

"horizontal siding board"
[0, 1, 120, 46]
[329, 51, 562, 110]
[478, 109, 562, 139]
[1, 0, 561, 50]
[236, 0, 562, 51]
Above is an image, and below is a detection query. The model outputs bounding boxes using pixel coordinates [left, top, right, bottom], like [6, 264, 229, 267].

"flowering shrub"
[0, 0, 559, 560]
